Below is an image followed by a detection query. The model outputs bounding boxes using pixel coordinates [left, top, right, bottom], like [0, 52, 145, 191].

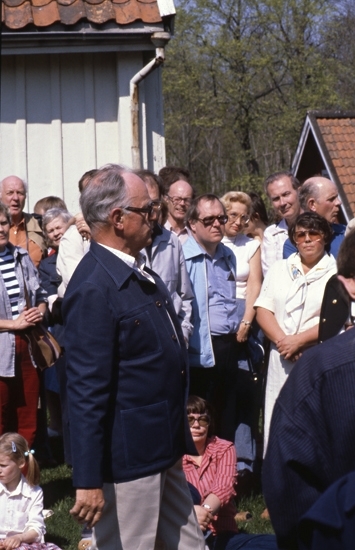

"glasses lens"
[201, 217, 215, 226]
[170, 196, 192, 205]
[294, 229, 323, 243]
[198, 415, 210, 427]
[308, 230, 323, 240]
[201, 215, 228, 227]
[187, 415, 210, 427]
[229, 214, 250, 224]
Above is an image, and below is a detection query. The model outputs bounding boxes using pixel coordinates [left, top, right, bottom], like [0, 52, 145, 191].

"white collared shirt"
[98, 244, 155, 284]
[261, 218, 289, 277]
[0, 476, 45, 540]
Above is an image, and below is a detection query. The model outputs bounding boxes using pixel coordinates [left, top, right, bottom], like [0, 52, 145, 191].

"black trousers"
[189, 337, 240, 442]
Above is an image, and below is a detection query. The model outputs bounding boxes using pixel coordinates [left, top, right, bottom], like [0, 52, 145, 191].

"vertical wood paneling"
[60, 53, 89, 213]
[117, 53, 143, 168]
[0, 49, 165, 212]
[26, 55, 57, 206]
[94, 52, 120, 167]
[0, 57, 19, 182]
[14, 57, 28, 191]
[84, 54, 97, 169]
[50, 54, 64, 198]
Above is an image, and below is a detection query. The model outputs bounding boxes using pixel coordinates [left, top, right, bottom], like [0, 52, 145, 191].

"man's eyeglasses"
[187, 414, 211, 427]
[293, 229, 324, 244]
[167, 195, 192, 206]
[228, 213, 250, 225]
[121, 201, 161, 217]
[196, 215, 228, 227]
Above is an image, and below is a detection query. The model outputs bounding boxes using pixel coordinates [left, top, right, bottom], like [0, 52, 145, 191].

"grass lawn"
[41, 441, 274, 550]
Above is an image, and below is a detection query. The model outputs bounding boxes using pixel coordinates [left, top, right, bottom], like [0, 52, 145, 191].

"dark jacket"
[318, 274, 350, 342]
[263, 329, 355, 549]
[63, 240, 196, 488]
[38, 252, 64, 341]
[298, 472, 355, 550]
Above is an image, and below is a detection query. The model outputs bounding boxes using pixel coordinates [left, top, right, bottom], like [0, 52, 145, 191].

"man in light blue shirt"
[183, 194, 242, 441]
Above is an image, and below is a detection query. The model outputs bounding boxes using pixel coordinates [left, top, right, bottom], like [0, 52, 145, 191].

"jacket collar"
[89, 240, 154, 290]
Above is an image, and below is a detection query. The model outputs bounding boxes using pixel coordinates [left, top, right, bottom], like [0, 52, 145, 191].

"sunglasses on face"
[187, 414, 211, 427]
[196, 215, 228, 227]
[293, 229, 324, 244]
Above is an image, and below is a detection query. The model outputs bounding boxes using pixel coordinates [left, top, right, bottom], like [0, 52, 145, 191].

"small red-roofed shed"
[292, 110, 355, 224]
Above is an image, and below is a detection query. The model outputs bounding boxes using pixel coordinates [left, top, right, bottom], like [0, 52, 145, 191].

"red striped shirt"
[183, 436, 238, 534]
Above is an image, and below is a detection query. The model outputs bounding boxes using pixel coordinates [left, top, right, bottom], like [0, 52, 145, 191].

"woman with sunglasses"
[255, 212, 336, 454]
[183, 395, 277, 550]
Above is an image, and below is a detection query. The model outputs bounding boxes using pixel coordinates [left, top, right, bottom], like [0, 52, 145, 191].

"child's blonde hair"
[0, 433, 40, 486]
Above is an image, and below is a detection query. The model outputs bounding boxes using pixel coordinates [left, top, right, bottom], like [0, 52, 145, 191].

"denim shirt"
[0, 244, 47, 377]
[183, 237, 238, 368]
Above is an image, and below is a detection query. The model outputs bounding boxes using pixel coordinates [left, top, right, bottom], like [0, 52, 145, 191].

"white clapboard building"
[1, 0, 175, 212]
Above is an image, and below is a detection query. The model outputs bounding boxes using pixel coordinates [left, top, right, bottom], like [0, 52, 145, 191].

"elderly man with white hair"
[0, 175, 46, 267]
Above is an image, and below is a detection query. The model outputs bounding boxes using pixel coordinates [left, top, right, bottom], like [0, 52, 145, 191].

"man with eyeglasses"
[63, 165, 206, 550]
[183, 194, 243, 442]
[159, 166, 195, 244]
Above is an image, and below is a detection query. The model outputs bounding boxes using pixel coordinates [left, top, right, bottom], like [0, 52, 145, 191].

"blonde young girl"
[0, 433, 61, 550]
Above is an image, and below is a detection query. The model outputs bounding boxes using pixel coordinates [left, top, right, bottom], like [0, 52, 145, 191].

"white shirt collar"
[98, 243, 155, 284]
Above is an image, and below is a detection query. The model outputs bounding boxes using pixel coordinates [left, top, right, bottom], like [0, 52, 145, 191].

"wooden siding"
[0, 51, 165, 213]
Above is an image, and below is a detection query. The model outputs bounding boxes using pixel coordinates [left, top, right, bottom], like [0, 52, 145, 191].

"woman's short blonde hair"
[220, 191, 252, 216]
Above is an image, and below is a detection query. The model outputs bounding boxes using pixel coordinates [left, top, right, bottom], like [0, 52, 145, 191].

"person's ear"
[307, 197, 317, 212]
[110, 208, 124, 229]
[18, 459, 26, 471]
[188, 220, 196, 234]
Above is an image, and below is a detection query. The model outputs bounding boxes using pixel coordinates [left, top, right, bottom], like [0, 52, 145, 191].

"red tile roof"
[2, 0, 162, 29]
[316, 116, 355, 216]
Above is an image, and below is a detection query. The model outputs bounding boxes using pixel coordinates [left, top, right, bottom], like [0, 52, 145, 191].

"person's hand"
[194, 505, 213, 532]
[0, 535, 23, 549]
[276, 334, 301, 361]
[24, 307, 44, 325]
[70, 488, 105, 528]
[12, 309, 36, 330]
[75, 214, 91, 241]
[236, 323, 250, 343]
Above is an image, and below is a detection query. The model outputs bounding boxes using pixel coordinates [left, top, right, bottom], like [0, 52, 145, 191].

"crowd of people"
[0, 166, 354, 550]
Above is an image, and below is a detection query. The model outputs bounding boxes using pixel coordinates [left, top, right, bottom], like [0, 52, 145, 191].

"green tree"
[163, 0, 348, 194]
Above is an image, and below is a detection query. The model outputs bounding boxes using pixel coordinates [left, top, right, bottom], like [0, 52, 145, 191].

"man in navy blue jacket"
[63, 164, 205, 550]
[263, 328, 355, 549]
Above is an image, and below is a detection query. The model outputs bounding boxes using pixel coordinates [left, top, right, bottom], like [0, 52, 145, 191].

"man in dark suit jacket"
[63, 165, 205, 550]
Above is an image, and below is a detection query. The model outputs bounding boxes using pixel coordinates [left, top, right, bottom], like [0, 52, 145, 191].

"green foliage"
[41, 464, 81, 550]
[236, 494, 275, 534]
[163, 0, 353, 194]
